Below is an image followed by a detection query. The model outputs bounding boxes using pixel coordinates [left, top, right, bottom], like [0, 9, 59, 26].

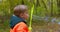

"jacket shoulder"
[13, 22, 28, 30]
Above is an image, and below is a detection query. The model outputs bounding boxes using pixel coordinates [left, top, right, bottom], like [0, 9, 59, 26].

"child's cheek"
[24, 14, 29, 19]
[26, 14, 29, 18]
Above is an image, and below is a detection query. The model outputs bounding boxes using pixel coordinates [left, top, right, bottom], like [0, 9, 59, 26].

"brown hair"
[14, 5, 28, 17]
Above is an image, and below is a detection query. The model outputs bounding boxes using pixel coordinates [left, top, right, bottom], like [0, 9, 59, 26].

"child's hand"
[28, 27, 32, 32]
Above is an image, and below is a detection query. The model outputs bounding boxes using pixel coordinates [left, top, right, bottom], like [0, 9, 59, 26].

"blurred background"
[0, 0, 60, 32]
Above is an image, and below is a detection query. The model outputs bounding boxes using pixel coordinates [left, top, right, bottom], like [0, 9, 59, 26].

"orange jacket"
[10, 22, 29, 32]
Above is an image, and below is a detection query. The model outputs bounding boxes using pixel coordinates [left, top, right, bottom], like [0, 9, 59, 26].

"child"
[10, 5, 29, 32]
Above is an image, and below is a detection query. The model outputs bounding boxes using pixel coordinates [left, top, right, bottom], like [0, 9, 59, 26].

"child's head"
[14, 5, 29, 19]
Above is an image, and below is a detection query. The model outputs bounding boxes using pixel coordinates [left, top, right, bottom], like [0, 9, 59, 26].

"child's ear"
[19, 13, 24, 17]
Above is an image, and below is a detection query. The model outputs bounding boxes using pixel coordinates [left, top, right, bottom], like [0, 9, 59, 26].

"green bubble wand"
[29, 5, 34, 32]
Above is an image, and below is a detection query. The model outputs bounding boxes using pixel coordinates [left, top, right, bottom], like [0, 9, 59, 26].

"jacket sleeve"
[16, 22, 28, 32]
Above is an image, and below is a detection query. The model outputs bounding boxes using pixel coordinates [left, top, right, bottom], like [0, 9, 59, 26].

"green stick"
[29, 5, 34, 32]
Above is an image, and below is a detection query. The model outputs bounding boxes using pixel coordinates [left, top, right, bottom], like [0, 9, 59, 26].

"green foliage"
[0, 0, 59, 17]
